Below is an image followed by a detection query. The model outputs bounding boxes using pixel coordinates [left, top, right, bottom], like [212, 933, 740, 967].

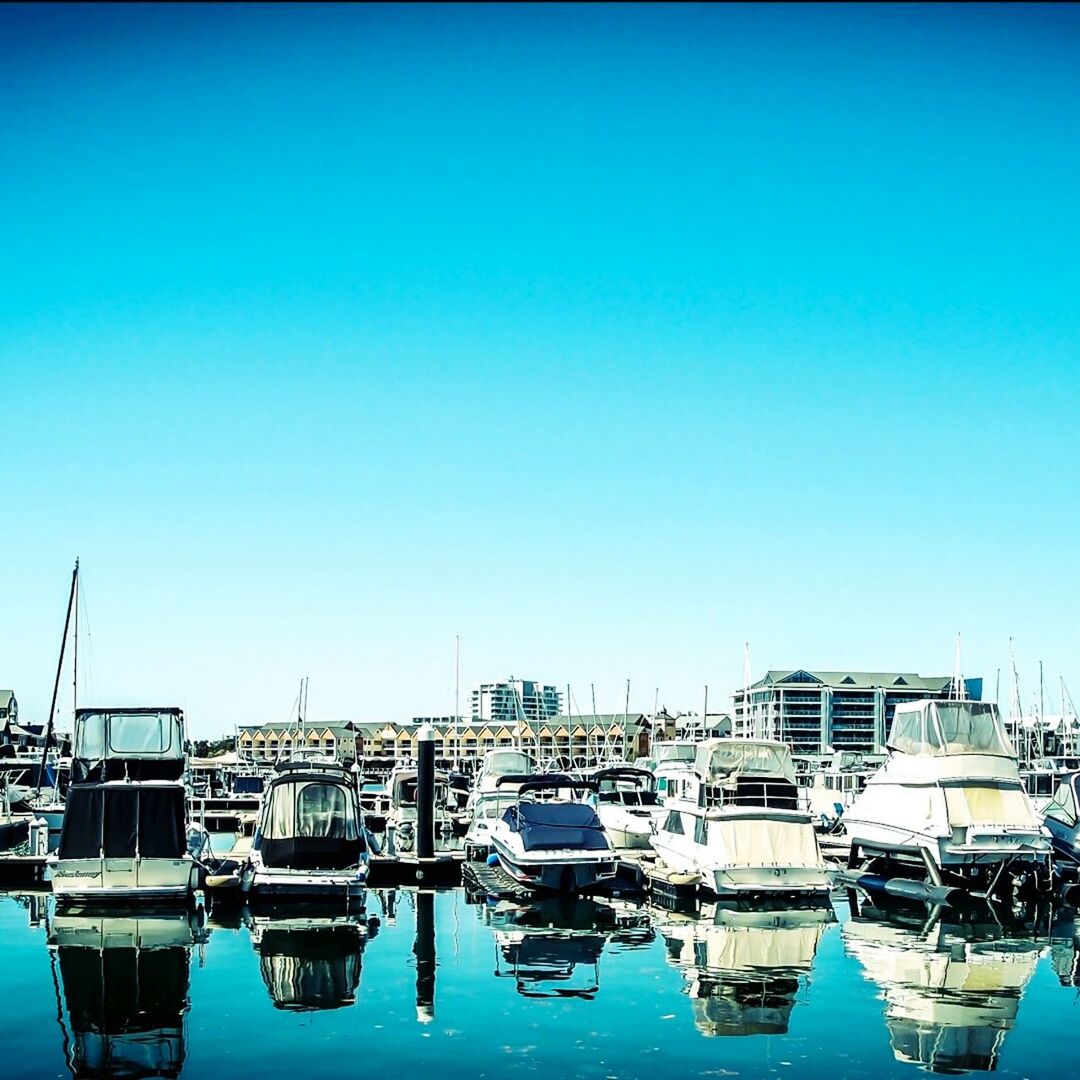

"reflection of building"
[250, 915, 374, 1011]
[237, 722, 359, 764]
[843, 898, 1041, 1073]
[655, 902, 833, 1036]
[733, 671, 983, 754]
[49, 911, 195, 1079]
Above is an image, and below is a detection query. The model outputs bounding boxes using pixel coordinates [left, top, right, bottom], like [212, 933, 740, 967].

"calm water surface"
[1, 888, 1077, 1079]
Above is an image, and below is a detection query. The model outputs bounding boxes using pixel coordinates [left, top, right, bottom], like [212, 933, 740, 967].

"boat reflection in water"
[843, 895, 1043, 1073]
[654, 899, 834, 1035]
[484, 895, 652, 999]
[249, 911, 379, 1012]
[48, 908, 196, 1078]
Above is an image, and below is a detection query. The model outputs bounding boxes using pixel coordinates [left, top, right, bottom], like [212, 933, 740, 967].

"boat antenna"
[702, 685, 709, 740]
[37, 559, 78, 798]
[590, 683, 598, 769]
[742, 642, 751, 739]
[952, 632, 964, 700]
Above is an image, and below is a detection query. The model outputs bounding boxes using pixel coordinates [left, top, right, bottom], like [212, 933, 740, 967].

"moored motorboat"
[488, 775, 617, 894]
[48, 708, 201, 902]
[592, 767, 664, 850]
[651, 739, 831, 896]
[242, 758, 370, 907]
[843, 699, 1050, 887]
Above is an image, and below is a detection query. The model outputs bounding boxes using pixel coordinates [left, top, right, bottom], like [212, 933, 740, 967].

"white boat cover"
[694, 739, 796, 783]
[887, 701, 1013, 758]
[708, 817, 822, 869]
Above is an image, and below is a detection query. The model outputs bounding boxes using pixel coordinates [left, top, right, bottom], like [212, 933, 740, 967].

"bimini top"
[477, 749, 536, 780]
[72, 708, 186, 783]
[694, 739, 796, 784]
[887, 700, 1014, 758]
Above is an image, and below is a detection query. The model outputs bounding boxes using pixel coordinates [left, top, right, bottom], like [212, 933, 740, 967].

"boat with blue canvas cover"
[488, 775, 617, 894]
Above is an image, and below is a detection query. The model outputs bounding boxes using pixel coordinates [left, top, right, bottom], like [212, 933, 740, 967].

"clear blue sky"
[2, 4, 1078, 736]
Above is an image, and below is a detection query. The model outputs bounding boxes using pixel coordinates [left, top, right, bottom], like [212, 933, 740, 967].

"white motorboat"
[463, 750, 536, 856]
[654, 900, 834, 1036]
[643, 741, 699, 801]
[651, 739, 830, 897]
[384, 763, 454, 853]
[843, 700, 1050, 884]
[807, 750, 879, 826]
[48, 708, 201, 902]
[487, 775, 618, 894]
[243, 758, 370, 907]
[592, 767, 664, 850]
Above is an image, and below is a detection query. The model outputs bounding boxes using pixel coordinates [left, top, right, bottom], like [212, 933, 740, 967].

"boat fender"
[486, 852, 500, 867]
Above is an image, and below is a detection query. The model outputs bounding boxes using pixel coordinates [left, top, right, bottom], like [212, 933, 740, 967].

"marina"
[2, 886, 1080, 1078]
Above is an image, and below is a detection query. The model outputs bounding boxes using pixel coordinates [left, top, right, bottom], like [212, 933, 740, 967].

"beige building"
[237, 721, 359, 763]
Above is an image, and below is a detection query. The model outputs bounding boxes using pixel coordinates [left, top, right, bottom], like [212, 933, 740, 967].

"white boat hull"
[47, 855, 198, 900]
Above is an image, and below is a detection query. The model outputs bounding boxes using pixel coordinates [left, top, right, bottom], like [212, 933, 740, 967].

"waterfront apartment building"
[352, 712, 655, 768]
[237, 721, 360, 764]
[471, 679, 562, 725]
[732, 670, 983, 755]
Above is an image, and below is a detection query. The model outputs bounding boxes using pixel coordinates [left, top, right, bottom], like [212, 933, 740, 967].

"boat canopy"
[72, 708, 186, 783]
[259, 774, 364, 870]
[651, 742, 698, 764]
[501, 801, 609, 852]
[58, 783, 187, 860]
[479, 750, 536, 778]
[694, 740, 796, 784]
[887, 701, 1014, 758]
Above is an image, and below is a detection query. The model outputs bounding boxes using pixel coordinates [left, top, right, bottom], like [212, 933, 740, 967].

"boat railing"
[700, 777, 801, 812]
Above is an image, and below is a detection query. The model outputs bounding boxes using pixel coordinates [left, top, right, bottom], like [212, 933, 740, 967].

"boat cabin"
[887, 701, 1014, 758]
[72, 708, 186, 783]
[691, 739, 801, 812]
[594, 767, 660, 807]
[257, 764, 366, 871]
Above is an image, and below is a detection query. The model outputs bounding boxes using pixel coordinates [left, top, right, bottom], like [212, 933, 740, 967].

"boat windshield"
[75, 710, 184, 761]
[481, 751, 535, 777]
[888, 702, 1014, 757]
[652, 743, 697, 764]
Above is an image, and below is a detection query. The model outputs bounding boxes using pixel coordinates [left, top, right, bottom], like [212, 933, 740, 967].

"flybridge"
[71, 707, 186, 783]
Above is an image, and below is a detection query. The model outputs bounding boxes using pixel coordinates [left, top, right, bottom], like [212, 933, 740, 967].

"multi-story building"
[471, 679, 562, 725]
[237, 721, 360, 764]
[732, 670, 983, 755]
[351, 712, 656, 768]
[0, 691, 17, 725]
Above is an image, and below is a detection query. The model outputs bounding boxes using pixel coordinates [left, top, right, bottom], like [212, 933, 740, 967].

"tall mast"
[454, 635, 460, 722]
[37, 559, 78, 797]
[72, 561, 79, 717]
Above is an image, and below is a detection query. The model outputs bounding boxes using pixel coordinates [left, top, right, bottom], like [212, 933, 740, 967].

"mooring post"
[415, 889, 436, 1022]
[417, 722, 435, 860]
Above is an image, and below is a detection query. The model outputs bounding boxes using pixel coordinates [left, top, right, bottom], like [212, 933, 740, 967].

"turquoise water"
[1, 888, 1076, 1079]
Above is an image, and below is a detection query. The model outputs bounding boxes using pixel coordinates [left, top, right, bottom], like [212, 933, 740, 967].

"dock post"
[415, 889, 436, 1022]
[417, 722, 435, 860]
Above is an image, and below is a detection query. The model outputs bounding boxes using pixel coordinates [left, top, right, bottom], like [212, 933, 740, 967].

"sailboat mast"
[37, 559, 78, 797]
[72, 562, 78, 716]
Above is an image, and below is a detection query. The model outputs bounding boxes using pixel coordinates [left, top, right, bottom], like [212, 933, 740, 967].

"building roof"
[0, 691, 14, 709]
[237, 721, 356, 736]
[748, 670, 956, 692]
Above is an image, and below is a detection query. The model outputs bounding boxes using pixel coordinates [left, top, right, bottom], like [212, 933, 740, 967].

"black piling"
[417, 723, 435, 860]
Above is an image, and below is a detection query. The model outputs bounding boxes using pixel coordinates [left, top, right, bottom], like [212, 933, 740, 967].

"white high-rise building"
[471, 679, 562, 726]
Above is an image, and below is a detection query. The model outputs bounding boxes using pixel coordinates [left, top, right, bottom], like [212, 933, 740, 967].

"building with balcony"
[732, 670, 983, 755]
[237, 721, 359, 764]
[471, 680, 562, 725]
